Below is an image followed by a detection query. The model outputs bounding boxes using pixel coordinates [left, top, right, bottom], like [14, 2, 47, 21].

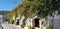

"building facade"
[0, 11, 10, 23]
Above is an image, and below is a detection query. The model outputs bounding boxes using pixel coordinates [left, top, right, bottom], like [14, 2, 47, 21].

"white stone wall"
[13, 15, 49, 29]
[16, 15, 20, 20]
[25, 16, 41, 29]
[20, 15, 25, 25]
[13, 15, 15, 20]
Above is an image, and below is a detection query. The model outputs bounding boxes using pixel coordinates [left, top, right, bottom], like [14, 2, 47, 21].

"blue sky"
[0, 0, 23, 11]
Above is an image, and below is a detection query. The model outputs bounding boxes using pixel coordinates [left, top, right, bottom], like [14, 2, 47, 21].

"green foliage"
[28, 25, 32, 29]
[7, 13, 13, 23]
[41, 21, 44, 25]
[46, 26, 52, 29]
[7, 19, 10, 23]
[7, 0, 60, 22]
[12, 20, 15, 24]
[28, 25, 35, 29]
[9, 19, 14, 24]
[23, 10, 30, 18]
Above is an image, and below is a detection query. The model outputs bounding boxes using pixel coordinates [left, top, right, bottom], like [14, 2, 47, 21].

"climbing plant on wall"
[6, 0, 60, 28]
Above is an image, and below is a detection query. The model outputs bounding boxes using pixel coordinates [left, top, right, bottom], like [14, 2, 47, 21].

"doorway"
[34, 18, 39, 27]
[16, 20, 19, 25]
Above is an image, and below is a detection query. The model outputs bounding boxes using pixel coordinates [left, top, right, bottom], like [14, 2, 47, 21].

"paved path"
[0, 25, 2, 29]
[1, 23, 21, 29]
[0, 23, 2, 29]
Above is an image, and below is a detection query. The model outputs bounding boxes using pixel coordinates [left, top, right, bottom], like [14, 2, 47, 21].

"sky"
[0, 0, 23, 11]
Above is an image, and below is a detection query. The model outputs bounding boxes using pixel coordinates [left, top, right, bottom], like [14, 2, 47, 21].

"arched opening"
[34, 18, 39, 27]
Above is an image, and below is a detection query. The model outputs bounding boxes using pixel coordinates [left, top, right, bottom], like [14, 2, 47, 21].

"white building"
[0, 11, 10, 23]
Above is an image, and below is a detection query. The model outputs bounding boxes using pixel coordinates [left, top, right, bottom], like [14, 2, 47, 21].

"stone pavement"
[1, 23, 21, 29]
[0, 23, 2, 29]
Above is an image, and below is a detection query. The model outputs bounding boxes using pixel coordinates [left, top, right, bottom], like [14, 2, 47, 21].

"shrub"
[46, 25, 52, 29]
[28, 25, 35, 29]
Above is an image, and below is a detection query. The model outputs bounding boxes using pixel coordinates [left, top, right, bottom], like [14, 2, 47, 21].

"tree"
[6, 12, 13, 23]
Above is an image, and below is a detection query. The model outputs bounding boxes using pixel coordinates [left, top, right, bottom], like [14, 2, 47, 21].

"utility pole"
[52, 12, 55, 29]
